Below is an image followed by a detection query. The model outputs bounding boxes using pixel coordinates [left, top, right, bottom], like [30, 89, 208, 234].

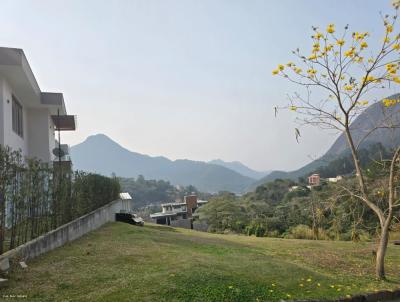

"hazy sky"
[0, 0, 398, 171]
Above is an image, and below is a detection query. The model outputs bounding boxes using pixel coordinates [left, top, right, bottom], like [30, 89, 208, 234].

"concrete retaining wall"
[170, 219, 192, 229]
[0, 199, 127, 266]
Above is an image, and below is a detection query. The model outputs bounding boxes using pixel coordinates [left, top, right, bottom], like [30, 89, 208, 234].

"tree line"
[197, 144, 398, 242]
[120, 175, 211, 209]
[0, 145, 120, 254]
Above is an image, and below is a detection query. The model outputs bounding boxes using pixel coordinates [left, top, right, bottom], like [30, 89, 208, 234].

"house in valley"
[150, 195, 208, 228]
[308, 173, 321, 186]
[0, 47, 76, 164]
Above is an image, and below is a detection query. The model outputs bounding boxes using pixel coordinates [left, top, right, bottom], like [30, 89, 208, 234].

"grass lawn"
[2, 222, 400, 302]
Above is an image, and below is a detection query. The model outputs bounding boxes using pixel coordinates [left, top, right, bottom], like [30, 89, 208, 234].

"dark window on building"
[12, 96, 23, 137]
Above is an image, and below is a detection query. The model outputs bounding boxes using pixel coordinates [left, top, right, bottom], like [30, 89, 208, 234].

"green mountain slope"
[249, 93, 400, 190]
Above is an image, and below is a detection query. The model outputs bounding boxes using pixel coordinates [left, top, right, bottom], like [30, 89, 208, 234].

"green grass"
[2, 222, 400, 301]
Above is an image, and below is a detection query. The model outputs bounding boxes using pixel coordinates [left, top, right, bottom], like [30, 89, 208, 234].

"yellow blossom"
[314, 32, 323, 39]
[368, 58, 374, 63]
[384, 37, 390, 43]
[272, 69, 279, 75]
[324, 44, 333, 52]
[336, 39, 345, 46]
[294, 67, 302, 74]
[307, 69, 317, 76]
[383, 98, 397, 107]
[286, 62, 294, 67]
[355, 56, 363, 63]
[344, 85, 353, 91]
[289, 105, 298, 111]
[344, 49, 355, 57]
[360, 41, 368, 49]
[363, 75, 376, 82]
[393, 44, 400, 50]
[386, 24, 393, 33]
[308, 54, 318, 60]
[278, 64, 285, 71]
[326, 24, 335, 34]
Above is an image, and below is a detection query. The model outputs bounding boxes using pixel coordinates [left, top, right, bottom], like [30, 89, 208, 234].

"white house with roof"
[0, 47, 76, 163]
[150, 195, 208, 227]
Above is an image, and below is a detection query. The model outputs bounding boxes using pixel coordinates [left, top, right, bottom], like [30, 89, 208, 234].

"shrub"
[284, 225, 314, 240]
[0, 145, 120, 254]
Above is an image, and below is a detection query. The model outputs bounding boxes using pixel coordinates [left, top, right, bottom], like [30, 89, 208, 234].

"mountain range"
[70, 135, 256, 193]
[208, 159, 270, 179]
[70, 94, 400, 193]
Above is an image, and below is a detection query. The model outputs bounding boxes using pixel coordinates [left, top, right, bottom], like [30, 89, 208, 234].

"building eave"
[41, 92, 67, 115]
[0, 47, 41, 106]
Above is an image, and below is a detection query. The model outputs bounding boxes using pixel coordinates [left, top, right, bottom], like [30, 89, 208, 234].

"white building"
[0, 47, 76, 163]
[150, 195, 208, 226]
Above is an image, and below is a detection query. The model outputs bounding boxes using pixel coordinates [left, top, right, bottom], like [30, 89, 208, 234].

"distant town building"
[327, 175, 343, 183]
[308, 173, 320, 186]
[150, 195, 208, 227]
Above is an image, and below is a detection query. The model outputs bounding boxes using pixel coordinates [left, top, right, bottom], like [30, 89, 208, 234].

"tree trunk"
[376, 222, 390, 279]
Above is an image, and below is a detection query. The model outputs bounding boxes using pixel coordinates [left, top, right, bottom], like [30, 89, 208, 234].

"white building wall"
[1, 77, 29, 157]
[27, 108, 53, 162]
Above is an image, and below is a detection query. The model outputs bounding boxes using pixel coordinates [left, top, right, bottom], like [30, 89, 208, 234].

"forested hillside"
[251, 94, 400, 189]
[119, 175, 211, 208]
[197, 143, 397, 240]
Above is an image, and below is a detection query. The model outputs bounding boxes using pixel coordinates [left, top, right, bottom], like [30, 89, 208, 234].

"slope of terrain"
[4, 222, 400, 302]
[252, 94, 400, 189]
[209, 159, 270, 179]
[70, 134, 254, 193]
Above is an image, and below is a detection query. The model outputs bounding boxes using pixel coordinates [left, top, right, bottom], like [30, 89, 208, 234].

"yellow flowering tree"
[273, 1, 400, 279]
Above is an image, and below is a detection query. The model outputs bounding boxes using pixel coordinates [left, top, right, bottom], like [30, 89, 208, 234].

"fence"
[0, 145, 120, 255]
[0, 199, 130, 269]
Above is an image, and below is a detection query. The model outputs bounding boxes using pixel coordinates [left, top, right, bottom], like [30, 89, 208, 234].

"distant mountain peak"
[209, 159, 270, 180]
[70, 134, 255, 193]
[85, 133, 115, 143]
